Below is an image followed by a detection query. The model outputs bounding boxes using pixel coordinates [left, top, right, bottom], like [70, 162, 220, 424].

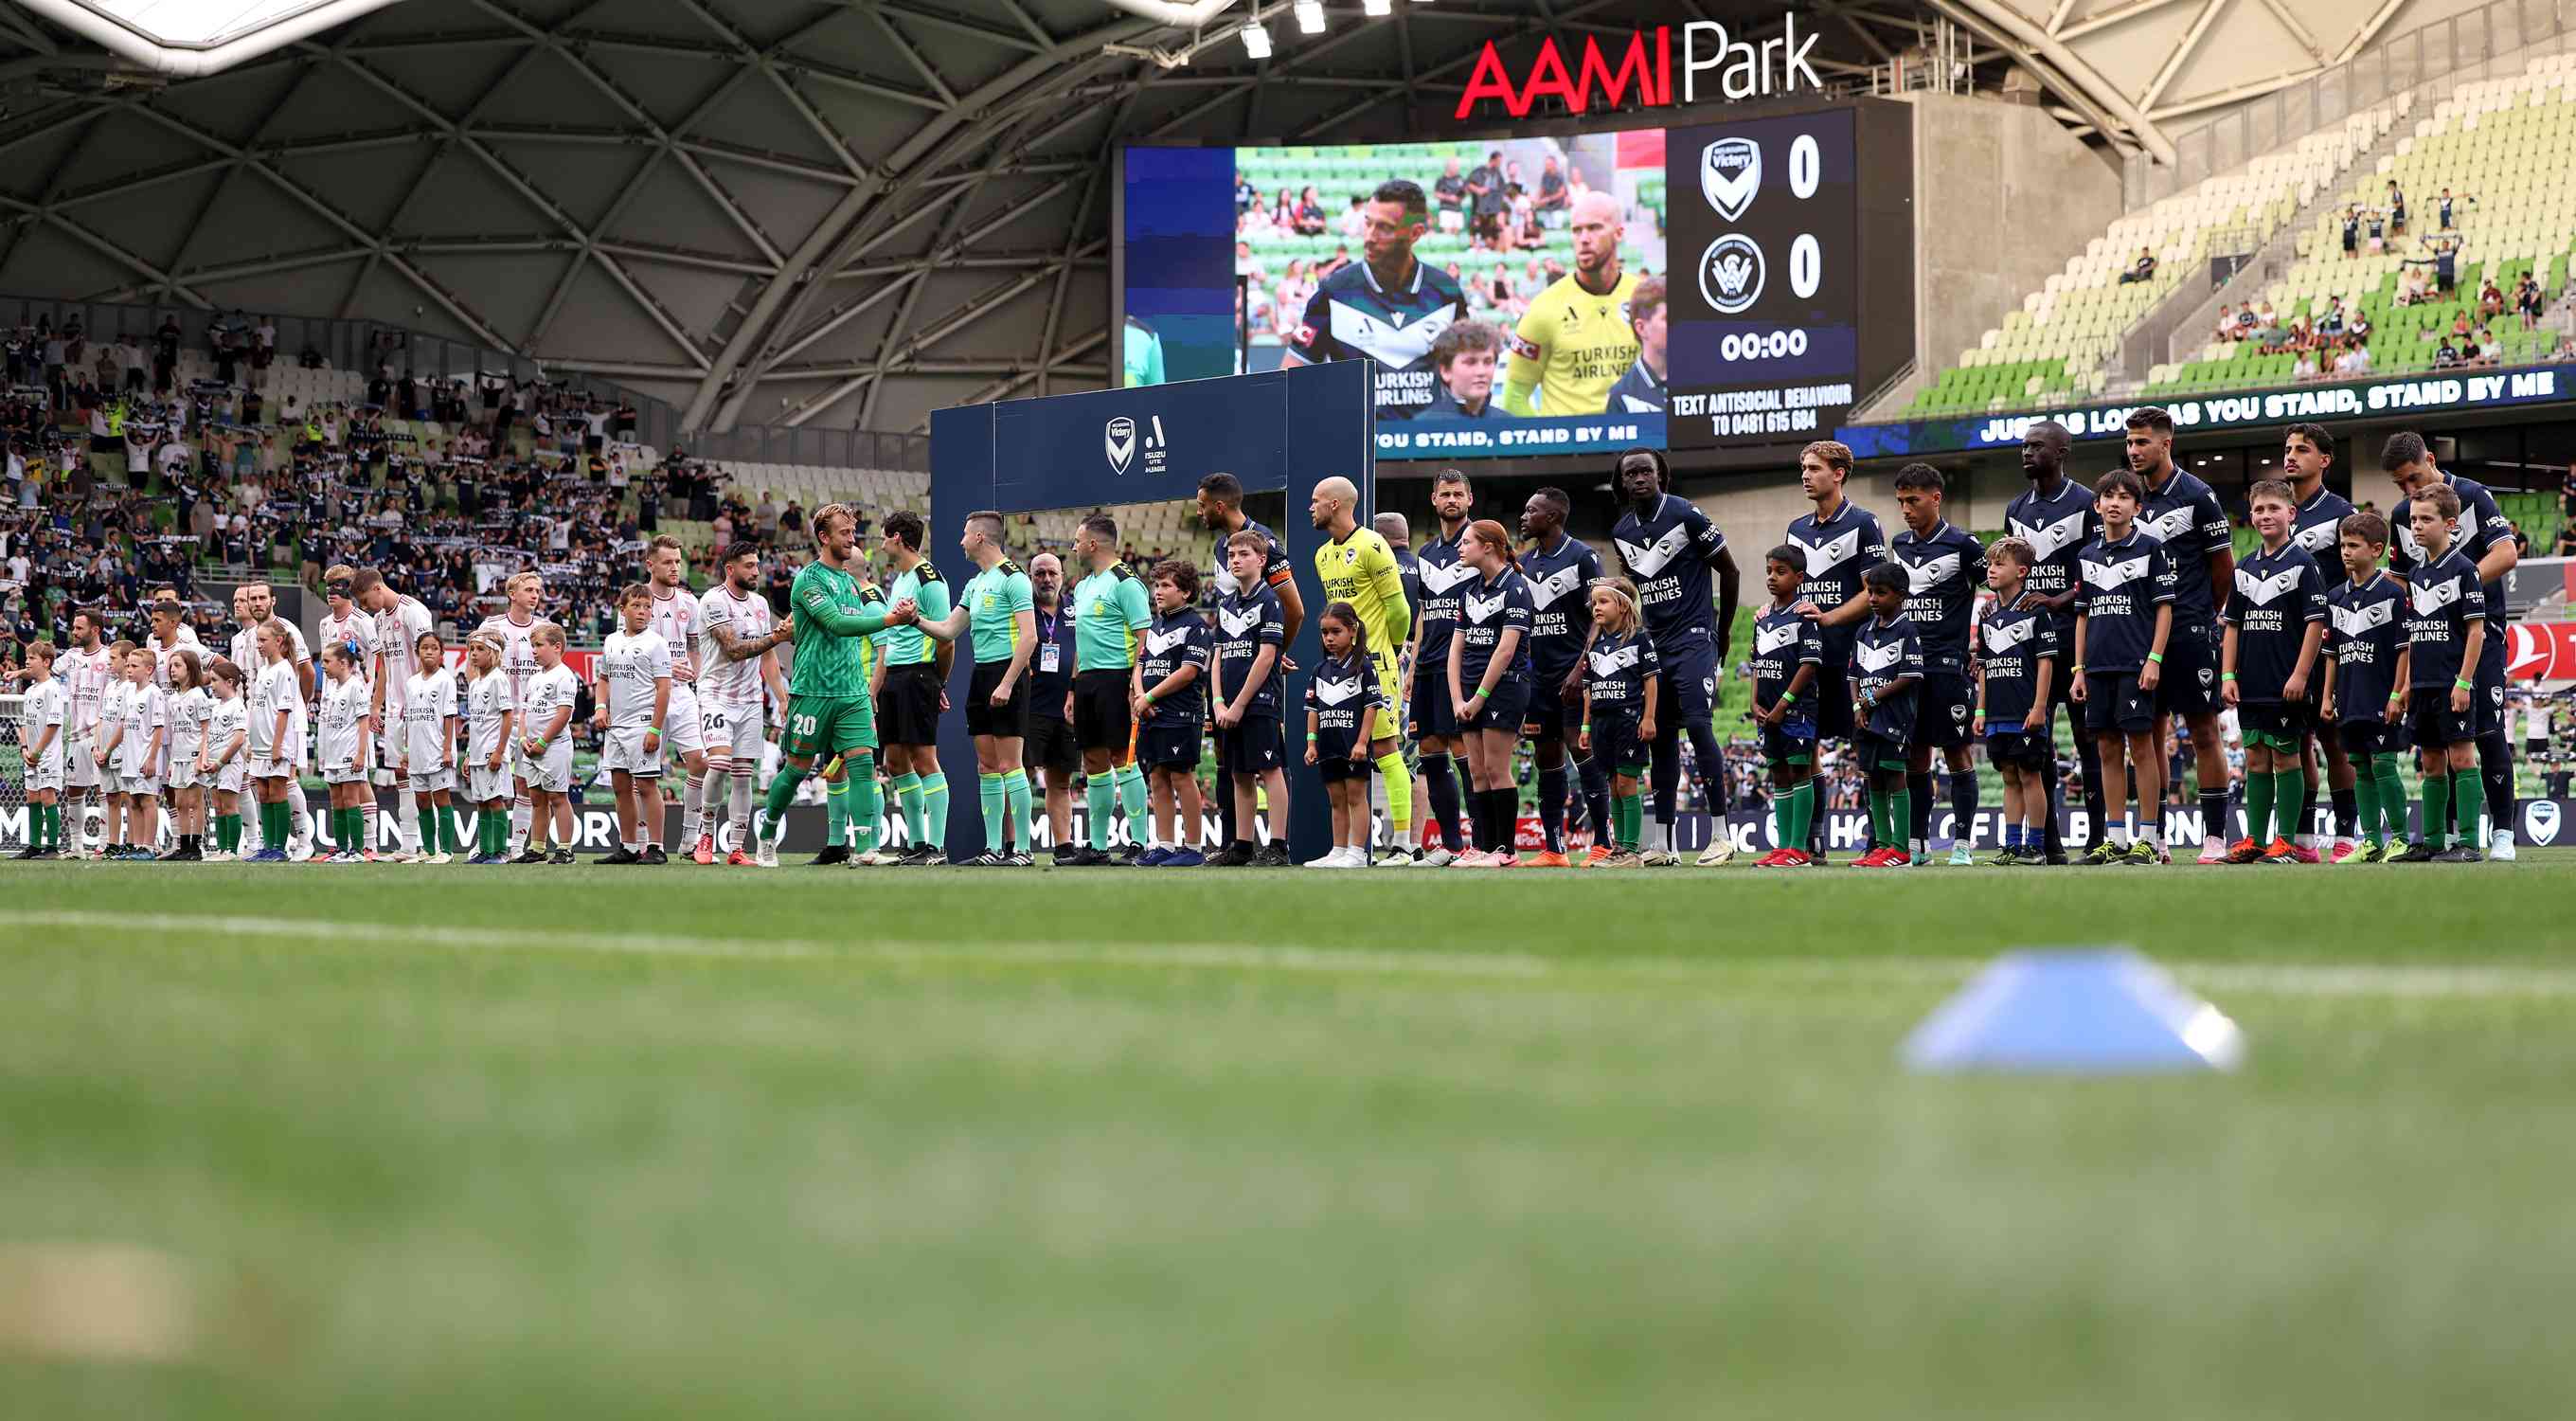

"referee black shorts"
[1072, 668, 1132, 751]
[964, 659, 1029, 739]
[875, 662, 943, 746]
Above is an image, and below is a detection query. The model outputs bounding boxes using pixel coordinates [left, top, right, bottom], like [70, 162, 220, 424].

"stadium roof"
[0, 0, 2478, 437]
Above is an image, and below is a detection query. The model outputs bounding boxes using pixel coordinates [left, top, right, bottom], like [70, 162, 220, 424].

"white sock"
[396, 795, 420, 853]
[2109, 823, 2131, 847]
[1660, 818, 1677, 854]
[289, 792, 312, 841]
[730, 771, 755, 838]
[361, 800, 379, 853]
[680, 773, 704, 844]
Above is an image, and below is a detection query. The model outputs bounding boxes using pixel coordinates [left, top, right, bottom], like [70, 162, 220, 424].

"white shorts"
[466, 764, 511, 803]
[529, 741, 573, 794]
[251, 752, 295, 781]
[377, 717, 407, 767]
[27, 749, 64, 794]
[704, 700, 764, 760]
[66, 735, 100, 789]
[407, 766, 455, 794]
[214, 761, 246, 795]
[118, 772, 161, 798]
[662, 684, 705, 760]
[601, 725, 663, 776]
[168, 761, 201, 791]
[324, 764, 368, 786]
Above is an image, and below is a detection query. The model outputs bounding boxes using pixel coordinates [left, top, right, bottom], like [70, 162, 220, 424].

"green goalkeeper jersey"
[788, 560, 894, 700]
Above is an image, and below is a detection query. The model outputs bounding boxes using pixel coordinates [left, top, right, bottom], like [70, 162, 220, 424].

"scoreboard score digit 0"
[1666, 108, 1861, 450]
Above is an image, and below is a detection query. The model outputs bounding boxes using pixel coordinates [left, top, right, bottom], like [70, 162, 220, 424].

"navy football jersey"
[1454, 567, 1534, 689]
[1521, 532, 1603, 683]
[1305, 652, 1386, 750]
[2074, 529, 2177, 674]
[1285, 259, 1470, 422]
[1888, 520, 1985, 672]
[2137, 466, 2232, 623]
[1745, 605, 1823, 713]
[1582, 629, 1661, 711]
[1028, 604, 1075, 721]
[1212, 585, 1286, 717]
[2004, 477, 2101, 639]
[1611, 494, 1728, 650]
[2222, 542, 2327, 702]
[2289, 483, 2355, 562]
[1977, 603, 2060, 728]
[1137, 610, 1212, 727]
[1784, 498, 1889, 653]
[1852, 614, 1923, 740]
[2326, 571, 2406, 720]
[1210, 516, 1293, 601]
[1411, 526, 1476, 673]
[2404, 548, 2483, 690]
[2390, 473, 2513, 627]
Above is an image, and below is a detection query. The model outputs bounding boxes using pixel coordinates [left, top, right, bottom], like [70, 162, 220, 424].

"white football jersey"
[374, 595, 436, 710]
[649, 586, 700, 685]
[599, 628, 672, 730]
[318, 607, 379, 692]
[403, 668, 457, 769]
[168, 687, 210, 767]
[464, 669, 515, 766]
[205, 695, 247, 765]
[248, 661, 298, 757]
[317, 675, 370, 771]
[474, 613, 548, 706]
[64, 644, 115, 733]
[147, 628, 202, 693]
[696, 585, 774, 710]
[521, 663, 581, 746]
[119, 684, 165, 777]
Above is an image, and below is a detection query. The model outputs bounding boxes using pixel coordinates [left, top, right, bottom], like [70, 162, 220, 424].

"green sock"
[1114, 762, 1149, 834]
[2374, 754, 2407, 842]
[1772, 784, 1795, 849]
[848, 754, 880, 854]
[2420, 771, 2448, 850]
[1003, 769, 1032, 854]
[2452, 767, 2482, 846]
[760, 763, 805, 841]
[825, 776, 850, 846]
[1891, 787, 1912, 854]
[2245, 769, 2275, 844]
[271, 800, 291, 848]
[921, 771, 949, 850]
[2352, 766, 2380, 848]
[1789, 780, 1815, 851]
[2277, 768, 2305, 842]
[39, 803, 54, 849]
[887, 772, 920, 844]
[226, 814, 242, 853]
[1086, 774, 1115, 850]
[1616, 792, 1640, 851]
[980, 773, 1007, 854]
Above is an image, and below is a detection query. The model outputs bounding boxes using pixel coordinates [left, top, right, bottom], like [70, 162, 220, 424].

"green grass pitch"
[5, 857, 2574, 1418]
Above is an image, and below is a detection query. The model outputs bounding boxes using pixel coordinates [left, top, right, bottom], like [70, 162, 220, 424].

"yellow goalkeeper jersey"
[1314, 525, 1412, 666]
[1502, 269, 1641, 418]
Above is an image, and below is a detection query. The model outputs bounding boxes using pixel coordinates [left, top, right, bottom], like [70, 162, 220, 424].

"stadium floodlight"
[1295, 1, 1325, 34]
[1363, 0, 1391, 14]
[1240, 21, 1272, 58]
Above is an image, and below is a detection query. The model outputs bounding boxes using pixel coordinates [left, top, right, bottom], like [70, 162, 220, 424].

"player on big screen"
[1785, 441, 1888, 863]
[2004, 420, 2102, 862]
[1612, 446, 1743, 866]
[2281, 423, 2358, 859]
[1887, 464, 1986, 865]
[1446, 518, 1533, 869]
[1309, 476, 1414, 856]
[1603, 276, 1669, 416]
[1500, 191, 1637, 419]
[918, 511, 1039, 867]
[1279, 180, 1468, 423]
[1516, 486, 1604, 868]
[2126, 407, 2236, 863]
[2219, 479, 2329, 863]
[694, 544, 793, 865]
[2383, 430, 2520, 859]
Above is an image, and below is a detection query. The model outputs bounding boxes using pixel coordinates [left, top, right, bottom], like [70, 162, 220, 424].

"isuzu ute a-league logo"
[1698, 233, 1765, 315]
[1701, 136, 1759, 221]
[1105, 413, 1169, 477]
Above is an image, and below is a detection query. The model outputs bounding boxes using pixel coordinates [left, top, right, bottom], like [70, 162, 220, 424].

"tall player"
[1613, 446, 1742, 867]
[2384, 430, 2521, 858]
[643, 535, 713, 859]
[2003, 420, 2102, 863]
[1279, 180, 1468, 423]
[476, 570, 569, 863]
[694, 543, 792, 865]
[2127, 407, 2235, 863]
[919, 510, 1038, 866]
[1500, 191, 1637, 419]
[1309, 476, 1414, 856]
[1376, 510, 1431, 865]
[318, 565, 382, 855]
[227, 582, 314, 858]
[872, 511, 954, 865]
[1786, 441, 1889, 861]
[352, 568, 434, 860]
[1516, 487, 1603, 867]
[2282, 423, 2358, 860]
[757, 503, 917, 869]
[1402, 469, 1475, 864]
[61, 609, 115, 857]
[1887, 464, 1986, 866]
[1197, 473, 1304, 856]
[1064, 513, 1154, 865]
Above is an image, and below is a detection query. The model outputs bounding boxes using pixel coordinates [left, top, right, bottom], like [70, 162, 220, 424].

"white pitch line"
[8, 910, 2574, 998]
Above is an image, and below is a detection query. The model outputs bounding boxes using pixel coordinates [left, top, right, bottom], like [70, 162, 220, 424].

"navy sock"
[1906, 770, 1934, 846]
[1576, 752, 1612, 848]
[1423, 754, 1464, 852]
[2479, 728, 2515, 836]
[1949, 770, 1977, 847]
[2074, 731, 2106, 850]
[1537, 763, 1567, 852]
[1650, 730, 1682, 829]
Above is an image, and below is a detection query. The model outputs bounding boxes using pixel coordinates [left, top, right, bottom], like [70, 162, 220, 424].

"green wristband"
[1306, 732, 1318, 742]
[2455, 676, 2475, 691]
[2147, 651, 2165, 665]
[2220, 672, 2237, 683]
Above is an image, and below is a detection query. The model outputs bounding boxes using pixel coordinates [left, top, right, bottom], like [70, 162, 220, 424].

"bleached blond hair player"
[644, 536, 713, 860]
[475, 569, 569, 860]
[353, 568, 434, 858]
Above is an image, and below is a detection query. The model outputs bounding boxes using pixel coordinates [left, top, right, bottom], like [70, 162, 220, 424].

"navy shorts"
[1813, 657, 1856, 738]
[1026, 713, 1078, 778]
[1655, 633, 1718, 723]
[1408, 670, 1457, 741]
[1217, 713, 1281, 774]
[1984, 729, 2051, 768]
[1520, 678, 1579, 742]
[1915, 670, 1975, 749]
[1590, 711, 1647, 774]
[2085, 671, 2156, 734]
[1462, 676, 1530, 734]
[2237, 700, 2309, 746]
[1854, 729, 1909, 773]
[1761, 719, 1817, 766]
[2156, 621, 2222, 717]
[2407, 687, 2476, 748]
[1138, 719, 1203, 771]
[2338, 718, 2408, 758]
[1315, 737, 1371, 781]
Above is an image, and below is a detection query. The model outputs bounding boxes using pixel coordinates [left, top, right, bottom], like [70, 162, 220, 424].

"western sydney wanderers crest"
[1701, 136, 1760, 221]
[1697, 233, 1764, 316]
[1105, 416, 1136, 476]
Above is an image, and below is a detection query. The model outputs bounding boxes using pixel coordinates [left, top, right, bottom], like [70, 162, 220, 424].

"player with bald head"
[1311, 474, 1415, 853]
[1501, 188, 1638, 419]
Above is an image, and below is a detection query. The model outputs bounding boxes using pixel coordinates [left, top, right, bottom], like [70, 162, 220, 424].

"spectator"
[2214, 303, 2239, 342]
[1466, 149, 1507, 253]
[2118, 246, 2157, 284]
[1534, 154, 1569, 224]
[1433, 156, 1466, 234]
[2555, 522, 2576, 557]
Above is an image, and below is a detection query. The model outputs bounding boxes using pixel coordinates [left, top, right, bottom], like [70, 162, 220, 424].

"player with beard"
[694, 544, 792, 864]
[2282, 423, 2358, 860]
[1279, 180, 1468, 424]
[1611, 446, 1742, 866]
[352, 569, 430, 861]
[2004, 421, 2102, 861]
[1887, 464, 1986, 866]
[1516, 487, 1605, 866]
[1785, 441, 1890, 861]
[227, 581, 314, 857]
[2126, 407, 2236, 863]
[1194, 472, 1303, 856]
[2383, 430, 2521, 859]
[1401, 470, 1475, 863]
[1501, 191, 1638, 419]
[644, 536, 714, 865]
[59, 609, 115, 857]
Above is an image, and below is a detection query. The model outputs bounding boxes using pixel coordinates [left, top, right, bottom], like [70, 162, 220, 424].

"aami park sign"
[1453, 18, 1824, 120]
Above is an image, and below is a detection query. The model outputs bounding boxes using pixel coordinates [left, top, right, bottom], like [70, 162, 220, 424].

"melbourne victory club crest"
[1701, 136, 1760, 221]
[1105, 416, 1136, 475]
[2527, 800, 2561, 847]
[1699, 234, 1765, 315]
